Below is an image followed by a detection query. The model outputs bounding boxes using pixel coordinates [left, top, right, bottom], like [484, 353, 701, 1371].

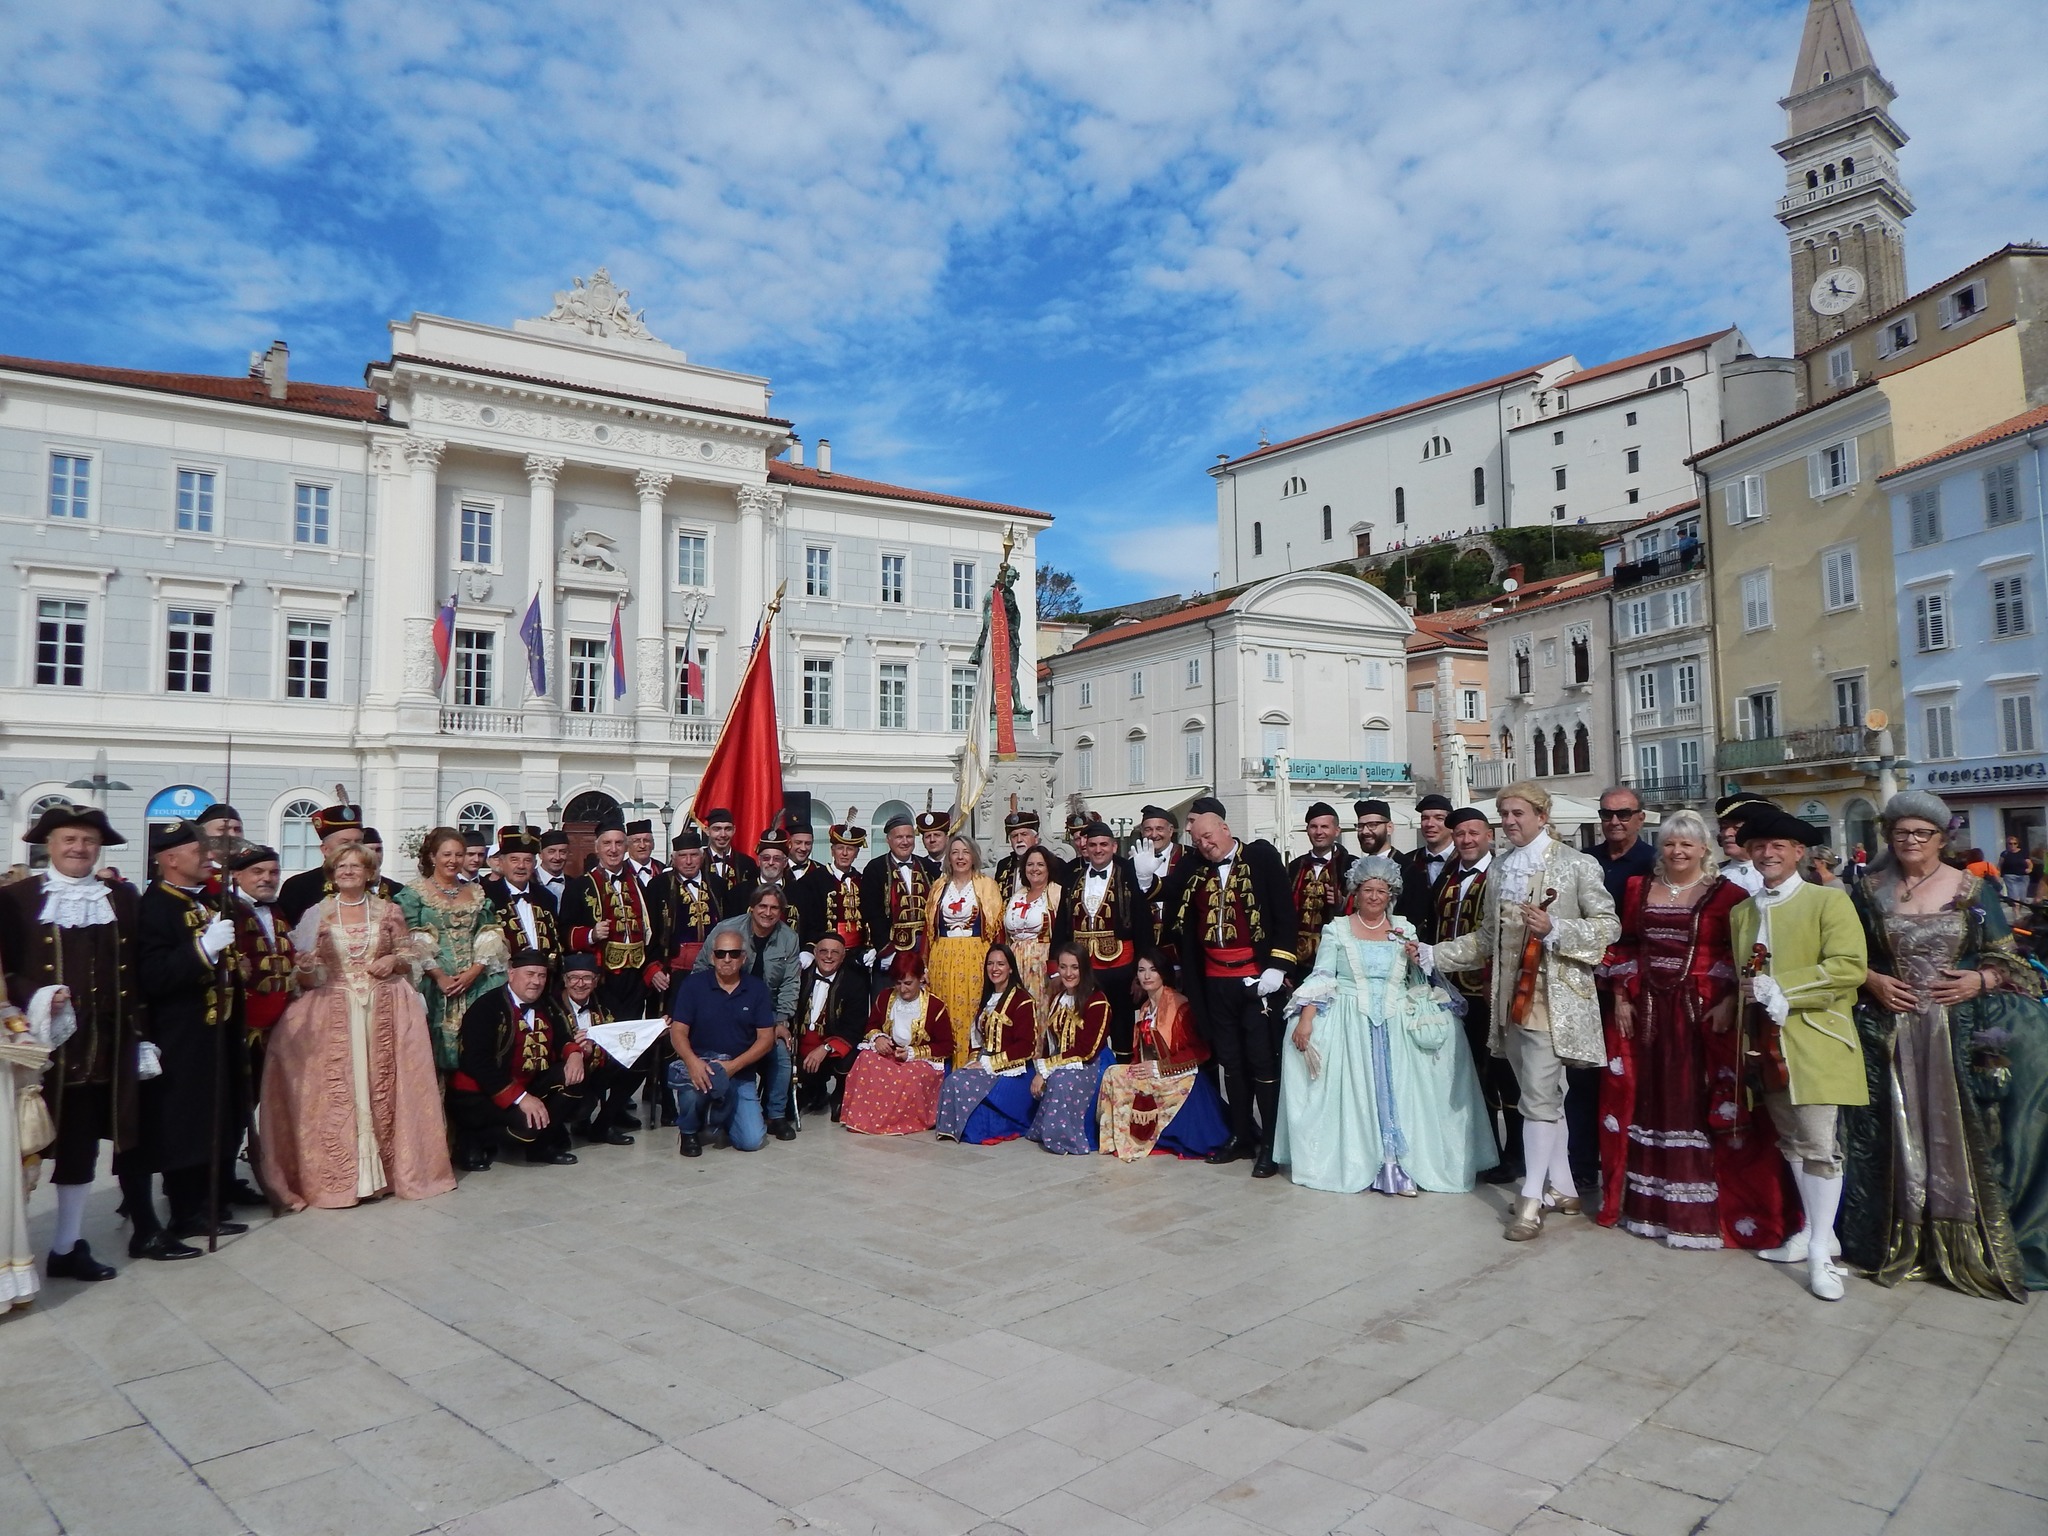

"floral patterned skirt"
[841, 1054, 945, 1135]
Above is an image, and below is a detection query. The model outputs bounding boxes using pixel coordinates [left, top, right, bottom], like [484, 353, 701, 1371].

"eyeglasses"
[1358, 820, 1391, 832]
[1598, 809, 1643, 820]
[1891, 827, 1942, 843]
[712, 949, 745, 959]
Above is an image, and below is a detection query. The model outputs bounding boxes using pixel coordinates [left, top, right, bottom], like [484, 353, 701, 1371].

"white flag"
[584, 1017, 668, 1067]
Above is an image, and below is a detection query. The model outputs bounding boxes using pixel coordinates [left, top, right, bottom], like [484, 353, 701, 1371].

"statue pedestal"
[955, 731, 1061, 859]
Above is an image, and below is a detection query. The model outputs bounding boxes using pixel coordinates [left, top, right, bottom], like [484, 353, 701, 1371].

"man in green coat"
[1729, 807, 1868, 1302]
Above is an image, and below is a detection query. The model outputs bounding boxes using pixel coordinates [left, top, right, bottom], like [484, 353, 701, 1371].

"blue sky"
[4, 1, 2044, 605]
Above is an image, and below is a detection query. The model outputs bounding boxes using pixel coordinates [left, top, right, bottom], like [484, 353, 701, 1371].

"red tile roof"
[0, 353, 385, 422]
[1880, 403, 2048, 480]
[1792, 242, 2048, 359]
[1477, 574, 1611, 624]
[1217, 359, 1569, 469]
[1598, 499, 1703, 542]
[1554, 330, 1736, 390]
[378, 354, 791, 427]
[769, 461, 1052, 521]
[1069, 596, 1235, 654]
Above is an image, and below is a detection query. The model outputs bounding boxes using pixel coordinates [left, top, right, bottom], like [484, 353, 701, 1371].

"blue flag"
[519, 590, 547, 698]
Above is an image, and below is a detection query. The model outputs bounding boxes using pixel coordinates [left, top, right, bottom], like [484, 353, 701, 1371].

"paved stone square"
[3, 1127, 2044, 1536]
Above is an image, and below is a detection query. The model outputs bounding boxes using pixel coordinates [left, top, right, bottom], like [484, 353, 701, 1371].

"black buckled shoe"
[129, 1230, 202, 1262]
[678, 1132, 703, 1158]
[46, 1241, 117, 1281]
[524, 1148, 578, 1165]
[168, 1217, 249, 1240]
[1205, 1139, 1247, 1166]
[454, 1149, 494, 1171]
[578, 1124, 634, 1146]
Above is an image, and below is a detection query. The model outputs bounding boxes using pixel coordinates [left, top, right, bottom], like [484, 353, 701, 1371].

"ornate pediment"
[530, 268, 661, 344]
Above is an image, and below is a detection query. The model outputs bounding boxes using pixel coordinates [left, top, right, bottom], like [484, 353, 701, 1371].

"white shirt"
[1080, 861, 1113, 918]
[806, 972, 835, 1030]
[1493, 831, 1554, 908]
[1752, 871, 1805, 955]
[939, 881, 979, 936]
[237, 888, 277, 942]
[1452, 852, 1492, 899]
[501, 884, 539, 948]
[38, 869, 116, 929]
[1422, 840, 1454, 884]
[1724, 858, 1765, 896]
[1006, 890, 1051, 943]
[887, 993, 923, 1047]
[540, 872, 567, 902]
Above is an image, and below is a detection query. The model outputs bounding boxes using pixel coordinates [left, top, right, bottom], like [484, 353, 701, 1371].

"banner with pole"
[690, 584, 786, 849]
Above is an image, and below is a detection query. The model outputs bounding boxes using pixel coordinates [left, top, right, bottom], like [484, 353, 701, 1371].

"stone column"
[524, 455, 564, 712]
[735, 485, 777, 634]
[401, 436, 446, 703]
[635, 470, 672, 716]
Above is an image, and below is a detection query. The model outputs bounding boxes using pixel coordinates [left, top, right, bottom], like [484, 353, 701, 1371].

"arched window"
[22, 793, 76, 870]
[1572, 724, 1591, 774]
[1473, 466, 1486, 507]
[1824, 162, 1836, 182]
[1074, 736, 1096, 792]
[1421, 435, 1451, 461]
[1183, 722, 1206, 781]
[278, 797, 322, 873]
[1532, 732, 1550, 777]
[1252, 521, 1263, 557]
[1126, 728, 1147, 787]
[1321, 505, 1332, 541]
[1648, 365, 1683, 389]
[1841, 156, 1854, 176]
[1551, 727, 1569, 776]
[455, 801, 497, 839]
[1394, 487, 1406, 525]
[1281, 475, 1307, 497]
[1499, 728, 1514, 766]
[869, 799, 913, 846]
[1807, 169, 1820, 190]
[1362, 719, 1392, 761]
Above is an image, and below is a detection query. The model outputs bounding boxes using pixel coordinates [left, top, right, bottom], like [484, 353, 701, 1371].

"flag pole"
[687, 582, 786, 826]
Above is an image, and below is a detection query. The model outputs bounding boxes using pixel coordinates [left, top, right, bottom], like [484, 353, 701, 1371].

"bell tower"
[1774, 0, 1913, 355]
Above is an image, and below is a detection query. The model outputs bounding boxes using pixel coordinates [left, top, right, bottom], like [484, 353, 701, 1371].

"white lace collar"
[38, 869, 116, 929]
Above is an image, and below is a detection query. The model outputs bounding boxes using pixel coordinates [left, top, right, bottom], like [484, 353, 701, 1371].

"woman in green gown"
[1843, 791, 2048, 1297]
[396, 827, 507, 1070]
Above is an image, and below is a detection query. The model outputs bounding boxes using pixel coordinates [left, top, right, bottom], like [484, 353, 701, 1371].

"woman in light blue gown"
[1276, 857, 1496, 1195]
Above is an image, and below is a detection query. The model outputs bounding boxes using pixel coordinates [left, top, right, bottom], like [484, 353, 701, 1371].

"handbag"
[1399, 980, 1455, 1053]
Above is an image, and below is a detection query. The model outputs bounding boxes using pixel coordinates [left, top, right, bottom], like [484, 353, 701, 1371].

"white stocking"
[1803, 1171, 1843, 1278]
[1546, 1120, 1577, 1200]
[1520, 1119, 1554, 1201]
[52, 1183, 89, 1254]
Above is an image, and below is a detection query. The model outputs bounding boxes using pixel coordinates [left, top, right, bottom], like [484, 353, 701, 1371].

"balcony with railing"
[1621, 774, 1708, 808]
[1611, 546, 1704, 590]
[1717, 725, 1881, 774]
[1631, 703, 1704, 731]
[1469, 757, 1513, 793]
[438, 707, 723, 745]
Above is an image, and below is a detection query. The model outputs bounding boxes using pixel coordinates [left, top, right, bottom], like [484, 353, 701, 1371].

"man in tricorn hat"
[357, 828, 404, 900]
[994, 808, 1044, 896]
[0, 804, 152, 1279]
[1716, 794, 1771, 895]
[1132, 805, 1186, 950]
[276, 800, 364, 924]
[459, 829, 490, 883]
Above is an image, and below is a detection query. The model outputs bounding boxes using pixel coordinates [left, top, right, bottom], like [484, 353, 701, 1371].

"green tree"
[1037, 566, 1083, 620]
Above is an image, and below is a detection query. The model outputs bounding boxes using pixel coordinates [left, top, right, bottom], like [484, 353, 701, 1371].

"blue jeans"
[761, 1037, 793, 1121]
[666, 1057, 765, 1151]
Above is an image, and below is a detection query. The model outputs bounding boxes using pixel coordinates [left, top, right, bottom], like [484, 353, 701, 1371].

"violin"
[1508, 887, 1559, 1025]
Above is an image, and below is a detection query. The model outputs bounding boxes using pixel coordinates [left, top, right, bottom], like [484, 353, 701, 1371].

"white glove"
[863, 949, 878, 969]
[798, 951, 814, 970]
[200, 916, 236, 961]
[1749, 974, 1789, 1025]
[136, 1040, 164, 1079]
[1256, 968, 1286, 998]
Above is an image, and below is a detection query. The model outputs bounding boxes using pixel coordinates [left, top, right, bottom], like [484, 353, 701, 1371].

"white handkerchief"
[583, 1018, 668, 1067]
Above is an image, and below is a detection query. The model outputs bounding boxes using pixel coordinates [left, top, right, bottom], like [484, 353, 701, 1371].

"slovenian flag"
[609, 599, 628, 700]
[431, 592, 458, 684]
[519, 589, 548, 699]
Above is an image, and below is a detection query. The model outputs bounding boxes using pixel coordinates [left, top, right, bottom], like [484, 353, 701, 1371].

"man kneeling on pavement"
[446, 950, 588, 1169]
[668, 926, 777, 1155]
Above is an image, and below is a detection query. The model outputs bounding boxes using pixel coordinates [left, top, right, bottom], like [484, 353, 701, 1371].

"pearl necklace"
[337, 894, 368, 908]
[1657, 872, 1706, 900]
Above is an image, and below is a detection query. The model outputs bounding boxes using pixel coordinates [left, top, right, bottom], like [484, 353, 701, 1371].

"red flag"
[691, 623, 784, 850]
[989, 577, 1017, 761]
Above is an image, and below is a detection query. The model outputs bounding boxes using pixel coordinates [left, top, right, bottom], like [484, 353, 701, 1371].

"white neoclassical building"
[2, 273, 1045, 869]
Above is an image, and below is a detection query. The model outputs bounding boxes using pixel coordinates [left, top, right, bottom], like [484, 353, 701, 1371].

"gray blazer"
[692, 913, 801, 1024]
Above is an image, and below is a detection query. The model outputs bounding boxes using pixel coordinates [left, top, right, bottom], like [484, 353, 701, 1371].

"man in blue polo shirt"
[667, 931, 776, 1155]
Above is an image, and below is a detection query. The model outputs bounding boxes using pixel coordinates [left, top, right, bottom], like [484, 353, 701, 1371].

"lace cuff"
[1285, 972, 1337, 1021]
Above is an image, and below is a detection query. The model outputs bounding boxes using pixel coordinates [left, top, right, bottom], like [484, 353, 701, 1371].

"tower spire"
[1788, 0, 1878, 104]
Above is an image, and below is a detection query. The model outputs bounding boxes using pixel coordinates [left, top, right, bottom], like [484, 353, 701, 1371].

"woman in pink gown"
[260, 845, 456, 1210]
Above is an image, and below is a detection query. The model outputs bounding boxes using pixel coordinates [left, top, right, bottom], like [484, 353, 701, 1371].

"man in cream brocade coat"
[1426, 782, 1618, 1242]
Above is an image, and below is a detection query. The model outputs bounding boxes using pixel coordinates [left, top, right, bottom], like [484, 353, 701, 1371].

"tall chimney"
[259, 340, 289, 402]
[816, 437, 832, 475]
[788, 436, 804, 468]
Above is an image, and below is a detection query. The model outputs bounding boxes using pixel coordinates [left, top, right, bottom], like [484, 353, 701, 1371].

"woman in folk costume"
[1423, 782, 1619, 1241]
[841, 952, 953, 1135]
[1598, 811, 1798, 1251]
[923, 835, 1005, 1048]
[1728, 806, 1869, 1302]
[1098, 951, 1230, 1160]
[1025, 945, 1115, 1154]
[261, 845, 455, 1210]
[1279, 858, 1495, 1196]
[1844, 791, 2048, 1298]
[1, 996, 62, 1309]
[934, 945, 1038, 1143]
[398, 827, 508, 1070]
[1004, 847, 1062, 1011]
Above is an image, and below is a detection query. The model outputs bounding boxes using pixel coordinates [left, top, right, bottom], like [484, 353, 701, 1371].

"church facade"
[2, 274, 1046, 870]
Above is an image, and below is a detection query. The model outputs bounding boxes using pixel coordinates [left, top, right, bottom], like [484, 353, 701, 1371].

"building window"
[1992, 574, 2029, 638]
[1812, 439, 1858, 496]
[455, 802, 497, 841]
[1740, 570, 1773, 631]
[1648, 366, 1682, 389]
[1738, 688, 1778, 741]
[279, 798, 321, 873]
[1634, 671, 1658, 713]
[1552, 430, 1564, 447]
[568, 637, 606, 714]
[1878, 314, 1918, 357]
[952, 560, 977, 610]
[1514, 650, 1531, 694]
[1366, 659, 1385, 689]
[1253, 521, 1264, 556]
[1569, 635, 1591, 684]
[1321, 505, 1332, 541]
[1422, 435, 1451, 460]
[1533, 731, 1550, 776]
[293, 483, 331, 546]
[1670, 587, 1692, 626]
[1264, 651, 1282, 682]
[1078, 679, 1093, 708]
[1127, 736, 1146, 786]
[1458, 687, 1483, 721]
[285, 618, 330, 700]
[1076, 744, 1094, 791]
[1921, 701, 1957, 761]
[1826, 346, 1853, 390]
[1725, 473, 1764, 524]
[1185, 728, 1205, 780]
[1572, 725, 1592, 774]
[1128, 668, 1146, 699]
[1914, 590, 1950, 652]
[1999, 692, 2037, 754]
[1261, 721, 1289, 756]
[1676, 661, 1699, 706]
[805, 545, 833, 598]
[458, 503, 495, 566]
[1637, 742, 1661, 785]
[1552, 505, 1566, 522]
[1473, 466, 1486, 507]
[35, 598, 87, 687]
[165, 608, 215, 694]
[802, 657, 835, 726]
[1393, 488, 1405, 525]
[1415, 684, 1436, 713]
[949, 667, 976, 733]
[1625, 447, 1641, 475]
[1282, 475, 1307, 496]
[1821, 545, 1859, 610]
[1907, 489, 1942, 547]
[1940, 280, 1987, 328]
[1833, 674, 1865, 729]
[674, 644, 711, 715]
[1623, 600, 1650, 638]
[1625, 410, 1638, 427]
[453, 629, 495, 706]
[1186, 655, 1202, 687]
[49, 454, 93, 520]
[879, 553, 905, 605]
[877, 662, 909, 730]
[1678, 738, 1702, 785]
[1984, 463, 2021, 526]
[675, 531, 708, 588]
[1553, 466, 1567, 492]
[175, 469, 217, 534]
[1362, 723, 1391, 760]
